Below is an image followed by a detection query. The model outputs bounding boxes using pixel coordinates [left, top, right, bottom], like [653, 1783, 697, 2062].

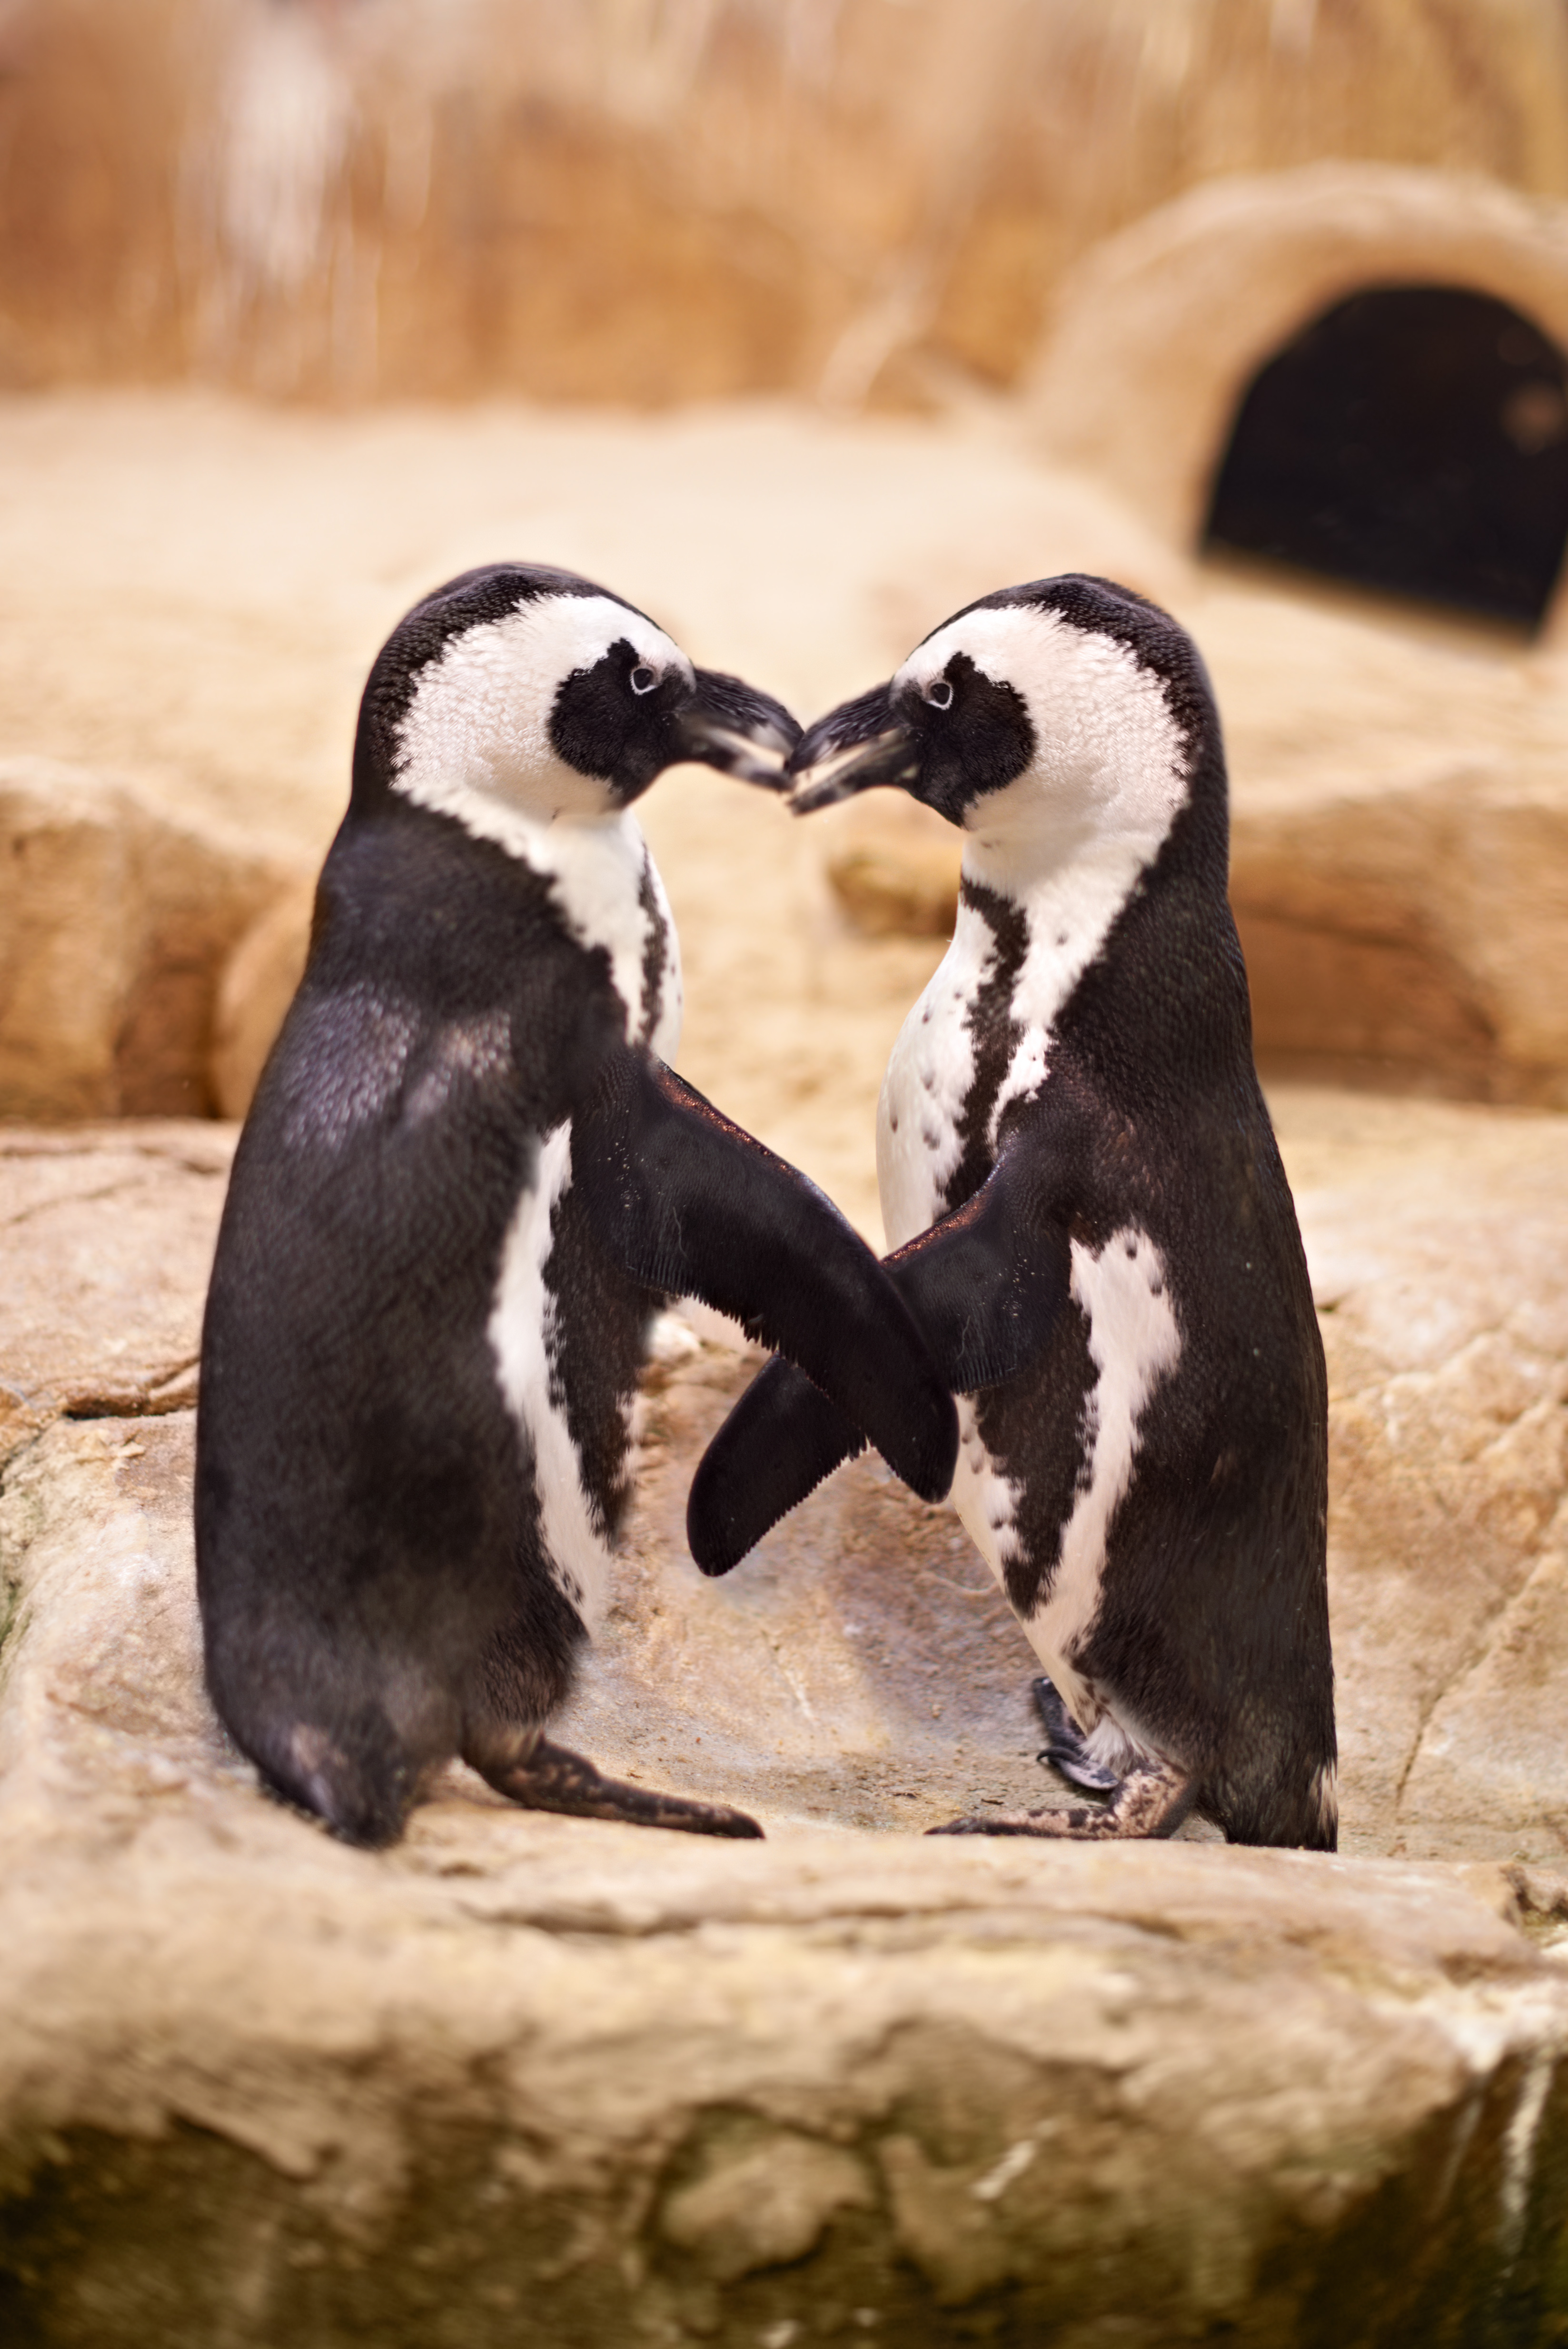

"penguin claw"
[928, 1759, 1195, 1842]
[1034, 1748, 1119, 1795]
[927, 1806, 1121, 1839]
[1031, 1675, 1121, 1794]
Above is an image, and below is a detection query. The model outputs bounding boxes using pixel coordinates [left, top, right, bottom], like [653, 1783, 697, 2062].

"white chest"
[488, 1122, 621, 1636]
[530, 811, 682, 1059]
[948, 1221, 1181, 1740]
[874, 847, 1145, 1253]
[393, 767, 683, 1060]
[875, 902, 997, 1251]
[482, 825, 680, 1641]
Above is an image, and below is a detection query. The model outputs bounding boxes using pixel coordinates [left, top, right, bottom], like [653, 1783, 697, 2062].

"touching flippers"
[575, 1050, 958, 1503]
[888, 1157, 1072, 1394]
[687, 1152, 1070, 1571]
[689, 1357, 863, 1575]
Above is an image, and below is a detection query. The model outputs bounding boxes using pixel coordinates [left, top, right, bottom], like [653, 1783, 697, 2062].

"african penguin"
[687, 575, 1335, 1851]
[197, 562, 958, 1850]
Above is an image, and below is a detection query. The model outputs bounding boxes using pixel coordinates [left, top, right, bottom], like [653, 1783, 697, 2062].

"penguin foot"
[930, 1758, 1195, 1842]
[1031, 1676, 1121, 1795]
[479, 1737, 764, 1840]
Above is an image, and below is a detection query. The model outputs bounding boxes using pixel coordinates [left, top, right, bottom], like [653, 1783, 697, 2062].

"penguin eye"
[629, 664, 658, 696]
[926, 676, 954, 710]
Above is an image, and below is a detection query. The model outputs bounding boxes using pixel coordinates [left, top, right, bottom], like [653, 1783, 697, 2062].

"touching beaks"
[784, 724, 918, 813]
[782, 682, 918, 814]
[671, 669, 802, 789]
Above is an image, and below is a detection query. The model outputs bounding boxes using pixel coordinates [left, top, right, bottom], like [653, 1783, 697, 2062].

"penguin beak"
[669, 669, 802, 790]
[783, 683, 918, 814]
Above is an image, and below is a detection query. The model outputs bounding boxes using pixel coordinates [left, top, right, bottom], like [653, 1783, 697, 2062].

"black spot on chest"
[942, 876, 1030, 1213]
[636, 852, 668, 1048]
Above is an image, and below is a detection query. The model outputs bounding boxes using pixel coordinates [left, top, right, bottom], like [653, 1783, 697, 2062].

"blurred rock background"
[4, 0, 1568, 407]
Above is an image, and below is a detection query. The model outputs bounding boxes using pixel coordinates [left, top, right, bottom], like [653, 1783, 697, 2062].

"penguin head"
[785, 575, 1214, 871]
[353, 563, 799, 827]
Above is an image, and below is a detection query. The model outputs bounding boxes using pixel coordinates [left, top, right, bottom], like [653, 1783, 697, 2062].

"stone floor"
[1, 1103, 1566, 2345]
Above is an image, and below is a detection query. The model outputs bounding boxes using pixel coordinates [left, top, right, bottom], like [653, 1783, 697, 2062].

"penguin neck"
[388, 772, 680, 1058]
[957, 803, 1172, 1051]
[389, 754, 635, 863]
[513, 803, 681, 1062]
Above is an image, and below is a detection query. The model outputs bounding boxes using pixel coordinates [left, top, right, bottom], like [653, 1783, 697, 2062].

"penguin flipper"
[885, 1154, 1072, 1395]
[574, 1053, 958, 1505]
[687, 1155, 1072, 1573]
[688, 1355, 864, 1576]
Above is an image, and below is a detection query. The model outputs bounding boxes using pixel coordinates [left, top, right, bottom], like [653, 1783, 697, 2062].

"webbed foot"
[930, 1757, 1193, 1842]
[479, 1737, 763, 1839]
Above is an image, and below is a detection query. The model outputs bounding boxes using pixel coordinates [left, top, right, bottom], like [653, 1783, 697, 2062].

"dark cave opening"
[1202, 283, 1568, 629]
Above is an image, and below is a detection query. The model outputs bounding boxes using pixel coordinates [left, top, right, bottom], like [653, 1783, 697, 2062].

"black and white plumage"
[688, 575, 1335, 1851]
[196, 562, 958, 1850]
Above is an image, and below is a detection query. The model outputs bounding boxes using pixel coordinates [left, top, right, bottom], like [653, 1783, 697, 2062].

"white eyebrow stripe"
[394, 595, 690, 800]
[897, 603, 1061, 694]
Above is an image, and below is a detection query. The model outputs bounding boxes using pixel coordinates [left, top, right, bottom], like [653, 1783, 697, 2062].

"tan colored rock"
[0, 1121, 233, 1470]
[1405, 1519, 1568, 1857]
[1, 1107, 1568, 2337]
[0, 758, 301, 1121]
[1, 1409, 1567, 2344]
[210, 875, 314, 1121]
[1277, 1090, 1568, 1863]
[660, 2129, 873, 2282]
[1031, 164, 1568, 593]
[1230, 751, 1568, 1108]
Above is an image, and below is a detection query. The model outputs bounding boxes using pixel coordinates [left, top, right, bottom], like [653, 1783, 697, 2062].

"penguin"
[196, 562, 958, 1851]
[686, 575, 1335, 1851]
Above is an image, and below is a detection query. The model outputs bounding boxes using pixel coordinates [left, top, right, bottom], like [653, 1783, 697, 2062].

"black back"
[196, 793, 636, 1839]
[196, 564, 961, 1848]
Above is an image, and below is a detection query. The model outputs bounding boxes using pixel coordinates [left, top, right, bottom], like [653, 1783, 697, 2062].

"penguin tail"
[254, 1713, 420, 1849]
[1212, 1757, 1339, 1853]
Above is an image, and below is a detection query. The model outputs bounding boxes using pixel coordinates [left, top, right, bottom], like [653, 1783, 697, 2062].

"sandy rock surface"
[0, 1121, 233, 1469]
[2, 1100, 1567, 2342]
[1280, 1093, 1568, 1863]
